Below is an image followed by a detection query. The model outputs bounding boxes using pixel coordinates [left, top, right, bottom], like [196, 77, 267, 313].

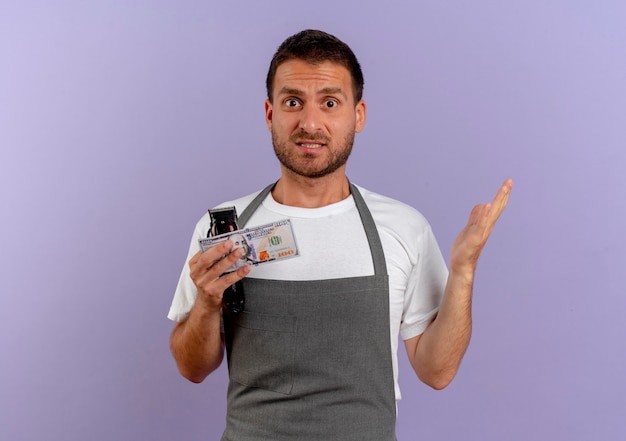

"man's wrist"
[448, 264, 475, 286]
[192, 295, 223, 320]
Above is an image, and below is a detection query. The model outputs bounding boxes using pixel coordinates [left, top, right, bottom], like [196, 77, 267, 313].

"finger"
[467, 204, 485, 227]
[202, 240, 235, 264]
[189, 241, 236, 283]
[477, 180, 513, 236]
[491, 179, 513, 216]
[481, 179, 513, 227]
[210, 246, 246, 275]
[200, 253, 251, 296]
[217, 265, 251, 289]
[192, 240, 235, 273]
[474, 203, 493, 237]
[188, 251, 202, 267]
[192, 247, 248, 295]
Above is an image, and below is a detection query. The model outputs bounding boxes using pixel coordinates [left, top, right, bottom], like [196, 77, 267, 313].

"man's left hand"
[449, 179, 513, 274]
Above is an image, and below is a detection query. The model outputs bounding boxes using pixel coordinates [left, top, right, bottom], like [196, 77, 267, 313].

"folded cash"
[199, 219, 299, 272]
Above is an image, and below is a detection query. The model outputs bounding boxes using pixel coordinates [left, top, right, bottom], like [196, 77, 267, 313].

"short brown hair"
[266, 29, 364, 104]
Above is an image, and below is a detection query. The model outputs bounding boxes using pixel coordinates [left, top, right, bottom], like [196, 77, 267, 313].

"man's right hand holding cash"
[169, 240, 251, 383]
[189, 239, 251, 310]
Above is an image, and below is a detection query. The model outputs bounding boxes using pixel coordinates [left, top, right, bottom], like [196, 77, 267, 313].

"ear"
[264, 99, 273, 132]
[355, 99, 366, 133]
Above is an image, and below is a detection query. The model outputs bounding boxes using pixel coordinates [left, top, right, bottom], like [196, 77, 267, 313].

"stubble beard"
[272, 129, 355, 179]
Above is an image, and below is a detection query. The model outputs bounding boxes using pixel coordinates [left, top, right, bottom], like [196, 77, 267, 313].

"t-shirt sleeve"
[167, 223, 204, 322]
[399, 225, 448, 340]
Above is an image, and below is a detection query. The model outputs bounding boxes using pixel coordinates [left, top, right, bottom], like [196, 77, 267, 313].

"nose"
[298, 104, 323, 133]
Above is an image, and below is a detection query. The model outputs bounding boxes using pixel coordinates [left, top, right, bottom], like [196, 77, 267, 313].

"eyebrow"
[277, 86, 347, 98]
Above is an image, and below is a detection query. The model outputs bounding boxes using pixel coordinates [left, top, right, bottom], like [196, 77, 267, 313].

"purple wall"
[2, 1, 625, 440]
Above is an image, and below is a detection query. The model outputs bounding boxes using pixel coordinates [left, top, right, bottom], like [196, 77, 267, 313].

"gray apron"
[221, 183, 396, 441]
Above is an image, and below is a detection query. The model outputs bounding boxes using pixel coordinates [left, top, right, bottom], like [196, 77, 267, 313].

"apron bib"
[221, 183, 396, 441]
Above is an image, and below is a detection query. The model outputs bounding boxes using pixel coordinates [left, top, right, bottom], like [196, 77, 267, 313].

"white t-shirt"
[168, 184, 448, 401]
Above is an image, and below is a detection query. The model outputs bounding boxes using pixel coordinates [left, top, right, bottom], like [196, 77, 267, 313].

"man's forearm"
[410, 268, 474, 389]
[170, 242, 252, 383]
[170, 303, 224, 383]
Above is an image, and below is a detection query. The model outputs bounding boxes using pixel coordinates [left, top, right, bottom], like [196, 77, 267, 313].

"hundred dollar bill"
[198, 219, 299, 272]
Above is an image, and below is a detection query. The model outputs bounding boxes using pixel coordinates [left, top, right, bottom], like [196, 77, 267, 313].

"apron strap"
[349, 182, 388, 276]
[238, 183, 275, 227]
[238, 181, 387, 276]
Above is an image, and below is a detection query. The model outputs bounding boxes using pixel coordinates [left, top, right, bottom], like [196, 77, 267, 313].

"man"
[168, 29, 512, 440]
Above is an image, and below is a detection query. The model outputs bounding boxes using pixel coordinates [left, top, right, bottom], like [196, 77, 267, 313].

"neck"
[272, 169, 351, 208]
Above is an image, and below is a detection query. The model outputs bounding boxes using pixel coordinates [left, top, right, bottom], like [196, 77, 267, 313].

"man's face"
[265, 59, 366, 179]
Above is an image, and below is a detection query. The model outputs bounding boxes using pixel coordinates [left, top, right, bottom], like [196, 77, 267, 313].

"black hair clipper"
[208, 207, 245, 314]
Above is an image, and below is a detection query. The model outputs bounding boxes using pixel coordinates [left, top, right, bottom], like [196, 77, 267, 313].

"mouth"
[296, 141, 325, 149]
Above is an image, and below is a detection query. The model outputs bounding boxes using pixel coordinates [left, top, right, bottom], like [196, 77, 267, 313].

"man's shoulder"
[215, 188, 265, 213]
[355, 184, 430, 228]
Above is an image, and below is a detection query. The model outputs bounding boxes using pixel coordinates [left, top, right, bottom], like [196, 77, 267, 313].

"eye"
[285, 98, 300, 108]
[324, 99, 338, 108]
